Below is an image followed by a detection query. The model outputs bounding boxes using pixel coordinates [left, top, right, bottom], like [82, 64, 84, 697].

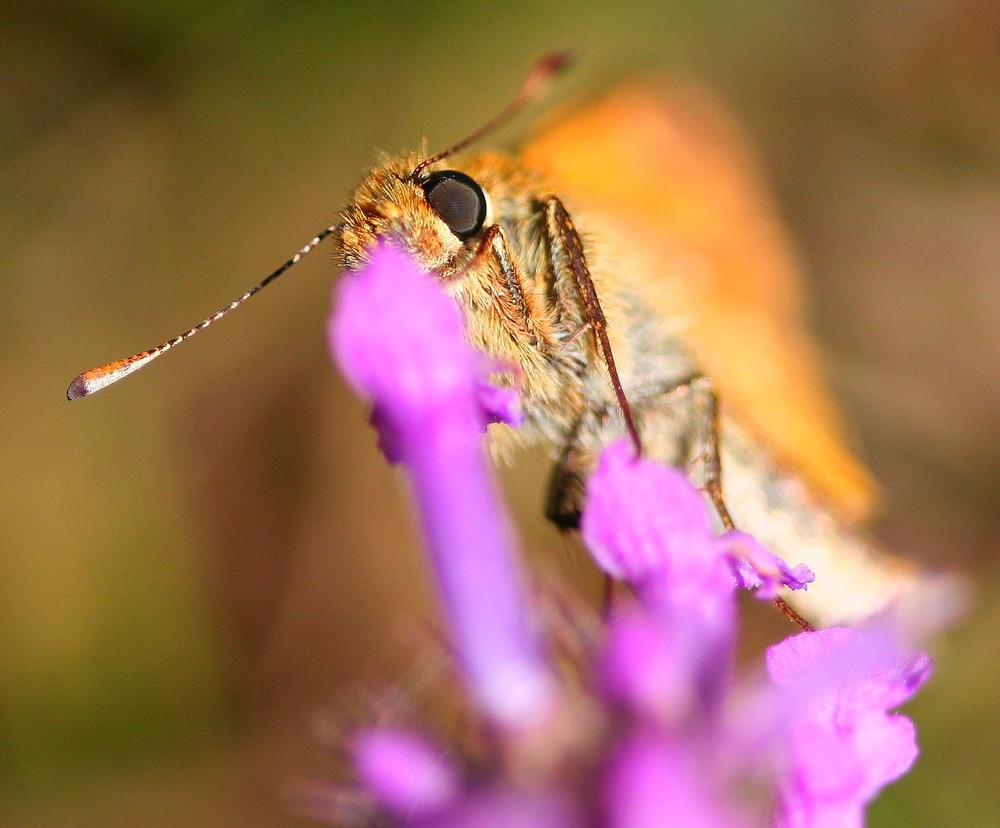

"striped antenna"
[409, 50, 572, 181]
[66, 224, 339, 400]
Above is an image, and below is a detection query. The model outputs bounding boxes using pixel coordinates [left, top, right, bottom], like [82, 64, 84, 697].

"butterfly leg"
[683, 377, 814, 628]
[540, 195, 642, 452]
[545, 373, 706, 529]
[463, 223, 553, 349]
[687, 375, 735, 531]
[546, 376, 813, 629]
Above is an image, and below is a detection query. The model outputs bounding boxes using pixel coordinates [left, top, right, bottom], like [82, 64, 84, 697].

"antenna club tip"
[528, 51, 575, 90]
[66, 376, 89, 401]
[542, 50, 575, 74]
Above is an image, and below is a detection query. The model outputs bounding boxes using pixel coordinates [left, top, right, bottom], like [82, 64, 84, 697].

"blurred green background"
[3, 1, 998, 825]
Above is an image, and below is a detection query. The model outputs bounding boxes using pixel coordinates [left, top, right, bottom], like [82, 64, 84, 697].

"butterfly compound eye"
[421, 171, 488, 240]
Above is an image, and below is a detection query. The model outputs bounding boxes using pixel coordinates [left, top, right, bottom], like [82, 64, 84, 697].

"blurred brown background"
[2, 1, 998, 825]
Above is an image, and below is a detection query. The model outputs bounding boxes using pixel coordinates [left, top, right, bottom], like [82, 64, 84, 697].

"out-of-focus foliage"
[2, 2, 997, 825]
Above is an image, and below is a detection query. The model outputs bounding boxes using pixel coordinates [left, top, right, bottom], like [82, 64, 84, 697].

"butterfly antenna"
[409, 50, 573, 180]
[66, 224, 339, 400]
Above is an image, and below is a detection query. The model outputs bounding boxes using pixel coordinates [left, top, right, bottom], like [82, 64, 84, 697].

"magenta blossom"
[583, 439, 814, 713]
[582, 439, 814, 610]
[767, 627, 932, 828]
[330, 242, 552, 728]
[311, 241, 933, 828]
[604, 732, 745, 828]
[350, 729, 458, 819]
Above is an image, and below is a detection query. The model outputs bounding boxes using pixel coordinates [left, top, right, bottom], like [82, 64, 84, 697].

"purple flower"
[599, 608, 696, 723]
[416, 788, 582, 828]
[582, 440, 813, 611]
[318, 242, 932, 828]
[723, 531, 815, 599]
[581, 440, 738, 644]
[767, 627, 932, 828]
[582, 440, 814, 713]
[350, 729, 458, 819]
[330, 242, 553, 727]
[604, 732, 745, 828]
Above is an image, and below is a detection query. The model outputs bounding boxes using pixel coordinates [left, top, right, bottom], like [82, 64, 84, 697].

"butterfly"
[68, 55, 957, 629]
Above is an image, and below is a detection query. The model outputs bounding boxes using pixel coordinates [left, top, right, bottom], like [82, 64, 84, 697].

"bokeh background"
[3, 1, 999, 825]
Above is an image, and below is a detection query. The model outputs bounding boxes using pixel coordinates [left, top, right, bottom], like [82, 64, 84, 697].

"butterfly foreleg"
[545, 373, 727, 528]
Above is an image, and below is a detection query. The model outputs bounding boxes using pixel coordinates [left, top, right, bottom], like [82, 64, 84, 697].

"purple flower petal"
[767, 627, 932, 827]
[582, 440, 737, 702]
[330, 242, 553, 726]
[599, 608, 695, 723]
[721, 531, 815, 600]
[603, 732, 745, 828]
[322, 245, 932, 828]
[331, 244, 479, 419]
[352, 728, 458, 818]
[581, 440, 734, 611]
[767, 626, 932, 708]
[474, 359, 524, 428]
[423, 787, 583, 828]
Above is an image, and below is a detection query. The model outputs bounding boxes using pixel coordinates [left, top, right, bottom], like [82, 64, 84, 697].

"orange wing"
[523, 81, 876, 524]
